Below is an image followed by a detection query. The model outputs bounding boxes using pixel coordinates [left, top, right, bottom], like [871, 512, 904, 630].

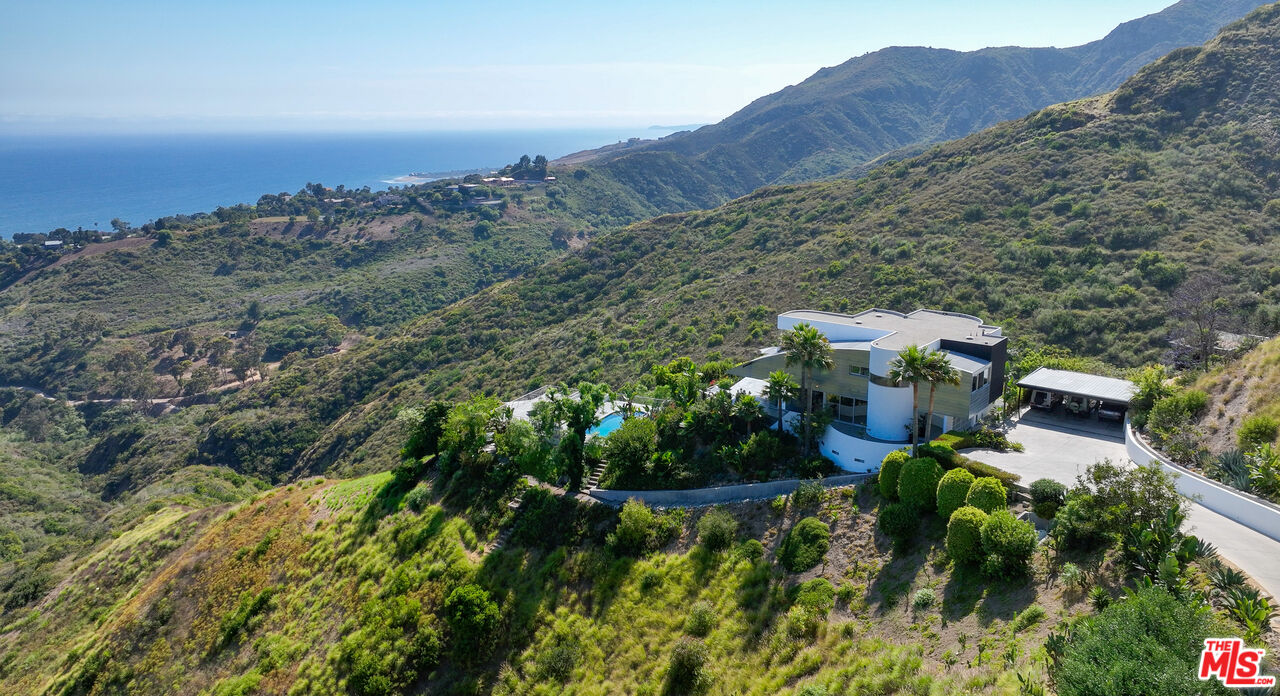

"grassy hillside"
[1193, 337, 1280, 452]
[564, 0, 1268, 213]
[2, 471, 1083, 695]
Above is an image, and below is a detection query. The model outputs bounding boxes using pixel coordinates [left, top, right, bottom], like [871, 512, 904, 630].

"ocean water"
[0, 128, 679, 237]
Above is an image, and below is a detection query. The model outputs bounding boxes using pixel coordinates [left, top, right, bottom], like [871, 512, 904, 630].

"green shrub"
[1051, 587, 1233, 696]
[535, 641, 580, 682]
[1010, 605, 1046, 632]
[443, 584, 501, 662]
[792, 478, 825, 508]
[736, 538, 765, 563]
[1029, 478, 1066, 506]
[964, 476, 1007, 514]
[946, 506, 987, 564]
[770, 494, 786, 515]
[608, 498, 680, 555]
[1239, 415, 1279, 451]
[404, 483, 431, 512]
[897, 457, 944, 511]
[696, 508, 738, 552]
[910, 588, 936, 611]
[979, 510, 1038, 578]
[684, 600, 716, 637]
[602, 416, 657, 487]
[665, 637, 712, 694]
[916, 442, 956, 466]
[1180, 389, 1208, 416]
[794, 578, 836, 615]
[1029, 478, 1066, 519]
[936, 468, 975, 520]
[878, 502, 918, 545]
[878, 449, 910, 499]
[952, 455, 1021, 486]
[1050, 496, 1110, 549]
[779, 517, 830, 572]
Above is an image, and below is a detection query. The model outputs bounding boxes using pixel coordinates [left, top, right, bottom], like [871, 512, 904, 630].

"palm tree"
[764, 370, 800, 434]
[922, 351, 962, 443]
[782, 323, 835, 457]
[888, 345, 930, 454]
[734, 394, 766, 436]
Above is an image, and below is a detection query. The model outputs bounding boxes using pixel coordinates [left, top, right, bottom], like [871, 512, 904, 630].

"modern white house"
[729, 309, 1008, 472]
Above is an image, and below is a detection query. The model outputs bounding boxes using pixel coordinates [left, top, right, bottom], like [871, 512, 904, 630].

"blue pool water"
[588, 413, 627, 438]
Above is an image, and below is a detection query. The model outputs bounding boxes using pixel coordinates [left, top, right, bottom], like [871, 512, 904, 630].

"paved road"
[968, 408, 1280, 598]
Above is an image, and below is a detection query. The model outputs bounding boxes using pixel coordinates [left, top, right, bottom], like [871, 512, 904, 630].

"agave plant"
[1214, 449, 1254, 492]
[1088, 586, 1111, 612]
[1191, 537, 1219, 563]
[1209, 565, 1250, 598]
[1224, 587, 1276, 642]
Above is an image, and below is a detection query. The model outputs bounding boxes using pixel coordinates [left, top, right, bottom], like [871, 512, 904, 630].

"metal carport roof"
[1016, 367, 1137, 404]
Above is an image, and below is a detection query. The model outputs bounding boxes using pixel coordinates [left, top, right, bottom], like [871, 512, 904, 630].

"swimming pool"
[588, 412, 627, 438]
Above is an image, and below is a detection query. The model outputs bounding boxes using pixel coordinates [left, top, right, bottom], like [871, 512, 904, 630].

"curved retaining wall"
[1126, 419, 1280, 542]
[588, 473, 871, 508]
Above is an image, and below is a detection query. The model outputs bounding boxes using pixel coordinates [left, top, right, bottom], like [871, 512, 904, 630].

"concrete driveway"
[963, 408, 1280, 598]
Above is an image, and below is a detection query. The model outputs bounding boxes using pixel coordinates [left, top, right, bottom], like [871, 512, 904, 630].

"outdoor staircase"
[483, 494, 525, 555]
[585, 460, 608, 490]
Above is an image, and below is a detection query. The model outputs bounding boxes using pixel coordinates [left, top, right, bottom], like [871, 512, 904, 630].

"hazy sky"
[1, 0, 1176, 133]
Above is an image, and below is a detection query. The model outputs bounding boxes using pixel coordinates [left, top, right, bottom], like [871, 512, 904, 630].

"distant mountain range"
[566, 0, 1270, 214]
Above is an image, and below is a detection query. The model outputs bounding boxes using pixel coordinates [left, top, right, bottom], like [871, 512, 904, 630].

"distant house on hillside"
[729, 308, 1007, 472]
[42, 240, 63, 249]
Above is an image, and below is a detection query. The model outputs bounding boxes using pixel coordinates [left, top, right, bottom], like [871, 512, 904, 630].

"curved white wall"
[1126, 420, 1280, 543]
[867, 343, 913, 441]
[820, 425, 905, 473]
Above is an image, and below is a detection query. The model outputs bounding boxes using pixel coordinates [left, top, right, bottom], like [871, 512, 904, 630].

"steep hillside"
[566, 0, 1267, 213]
[2, 473, 1078, 695]
[1193, 337, 1280, 453]
[149, 2, 1280, 486]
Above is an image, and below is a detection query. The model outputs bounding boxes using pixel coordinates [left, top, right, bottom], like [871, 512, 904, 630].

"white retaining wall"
[1126, 419, 1280, 542]
[588, 473, 872, 508]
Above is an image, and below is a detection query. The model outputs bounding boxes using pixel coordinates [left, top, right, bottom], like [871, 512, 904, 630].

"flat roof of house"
[780, 308, 1004, 350]
[941, 351, 989, 373]
[1016, 367, 1136, 404]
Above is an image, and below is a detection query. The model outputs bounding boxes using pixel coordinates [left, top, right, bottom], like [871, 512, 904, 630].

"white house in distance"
[728, 309, 1008, 472]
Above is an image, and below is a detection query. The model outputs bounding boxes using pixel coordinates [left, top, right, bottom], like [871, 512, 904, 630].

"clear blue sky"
[1, 0, 1176, 134]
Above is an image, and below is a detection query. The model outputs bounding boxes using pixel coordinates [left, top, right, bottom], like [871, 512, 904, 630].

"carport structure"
[1016, 367, 1136, 420]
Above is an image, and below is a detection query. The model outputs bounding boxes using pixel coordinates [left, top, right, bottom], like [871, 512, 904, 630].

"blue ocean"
[0, 128, 679, 237]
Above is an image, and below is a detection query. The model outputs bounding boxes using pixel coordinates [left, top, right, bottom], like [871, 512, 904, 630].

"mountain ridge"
[565, 0, 1269, 215]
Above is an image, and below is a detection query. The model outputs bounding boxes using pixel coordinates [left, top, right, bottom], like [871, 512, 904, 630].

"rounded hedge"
[898, 457, 944, 511]
[878, 502, 918, 542]
[936, 468, 976, 520]
[878, 449, 910, 499]
[1029, 478, 1067, 507]
[979, 509, 1038, 578]
[946, 506, 987, 564]
[779, 517, 830, 572]
[965, 476, 1008, 514]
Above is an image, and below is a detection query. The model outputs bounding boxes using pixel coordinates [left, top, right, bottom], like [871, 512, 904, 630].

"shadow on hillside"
[866, 504, 946, 616]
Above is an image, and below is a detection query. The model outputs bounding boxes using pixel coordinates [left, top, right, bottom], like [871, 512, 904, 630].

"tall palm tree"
[922, 351, 962, 443]
[734, 394, 766, 436]
[764, 370, 800, 434]
[782, 323, 834, 457]
[888, 345, 930, 454]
